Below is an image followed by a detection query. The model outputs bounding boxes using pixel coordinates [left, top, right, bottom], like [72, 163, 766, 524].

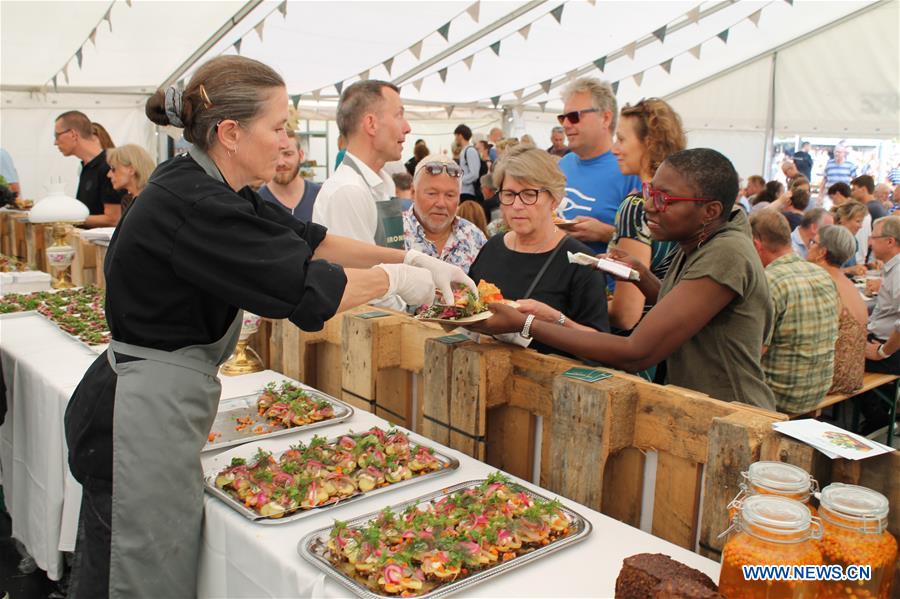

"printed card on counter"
[772, 419, 895, 460]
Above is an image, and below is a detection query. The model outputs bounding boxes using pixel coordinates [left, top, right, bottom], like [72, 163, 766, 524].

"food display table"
[198, 409, 721, 598]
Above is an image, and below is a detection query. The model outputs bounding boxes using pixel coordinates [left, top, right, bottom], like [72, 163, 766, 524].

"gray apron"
[341, 154, 406, 249]
[107, 146, 242, 598]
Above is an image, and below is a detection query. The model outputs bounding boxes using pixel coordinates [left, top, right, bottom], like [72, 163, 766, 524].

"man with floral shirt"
[403, 155, 486, 273]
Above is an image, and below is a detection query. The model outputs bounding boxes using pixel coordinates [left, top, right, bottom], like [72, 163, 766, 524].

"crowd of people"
[0, 53, 896, 597]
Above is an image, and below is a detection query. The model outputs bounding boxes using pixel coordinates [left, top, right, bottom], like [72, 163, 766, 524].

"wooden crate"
[93, 242, 108, 288]
[66, 229, 97, 286]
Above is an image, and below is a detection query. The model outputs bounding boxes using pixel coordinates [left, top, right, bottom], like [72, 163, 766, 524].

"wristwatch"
[520, 314, 536, 339]
[557, 312, 567, 326]
[877, 343, 891, 359]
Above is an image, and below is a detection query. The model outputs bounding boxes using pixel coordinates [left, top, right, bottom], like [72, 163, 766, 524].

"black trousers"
[859, 335, 900, 432]
[69, 480, 111, 599]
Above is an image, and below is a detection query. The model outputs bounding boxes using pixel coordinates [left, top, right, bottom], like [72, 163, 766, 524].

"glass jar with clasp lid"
[818, 483, 897, 599]
[727, 461, 818, 520]
[719, 495, 824, 599]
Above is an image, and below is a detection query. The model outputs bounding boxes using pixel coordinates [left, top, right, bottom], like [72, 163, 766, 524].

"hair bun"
[145, 90, 170, 127]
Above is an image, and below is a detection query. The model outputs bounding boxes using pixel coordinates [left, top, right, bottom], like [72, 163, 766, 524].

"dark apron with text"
[341, 154, 405, 249]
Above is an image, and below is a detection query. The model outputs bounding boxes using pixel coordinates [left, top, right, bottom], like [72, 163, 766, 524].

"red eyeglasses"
[642, 182, 712, 212]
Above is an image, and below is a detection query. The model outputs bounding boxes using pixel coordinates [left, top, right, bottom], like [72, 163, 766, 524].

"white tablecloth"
[197, 409, 721, 598]
[0, 310, 290, 582]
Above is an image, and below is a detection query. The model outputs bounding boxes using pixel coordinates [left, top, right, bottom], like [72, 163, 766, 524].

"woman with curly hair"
[607, 98, 686, 331]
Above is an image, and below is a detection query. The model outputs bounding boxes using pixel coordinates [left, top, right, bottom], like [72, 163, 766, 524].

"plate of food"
[414, 280, 513, 325]
[553, 216, 578, 230]
[299, 473, 592, 598]
[204, 380, 353, 451]
[204, 426, 459, 523]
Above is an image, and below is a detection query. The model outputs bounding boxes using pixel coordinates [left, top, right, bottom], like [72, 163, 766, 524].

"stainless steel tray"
[298, 479, 593, 598]
[203, 431, 460, 525]
[203, 383, 353, 451]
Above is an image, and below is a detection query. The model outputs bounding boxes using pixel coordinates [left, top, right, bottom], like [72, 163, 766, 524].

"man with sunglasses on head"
[53, 110, 124, 228]
[402, 155, 486, 273]
[556, 78, 641, 253]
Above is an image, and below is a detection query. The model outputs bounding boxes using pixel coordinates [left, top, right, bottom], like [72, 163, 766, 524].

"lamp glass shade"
[29, 189, 89, 223]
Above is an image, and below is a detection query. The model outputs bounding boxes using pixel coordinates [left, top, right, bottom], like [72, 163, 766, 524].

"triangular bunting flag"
[438, 22, 451, 41]
[540, 79, 552, 94]
[445, 105, 454, 119]
[623, 41, 636, 59]
[538, 101, 547, 112]
[717, 29, 729, 43]
[784, 0, 793, 5]
[125, 0, 132, 7]
[490, 96, 500, 108]
[104, 7, 112, 31]
[233, 38, 242, 54]
[277, 0, 287, 18]
[593, 56, 607, 72]
[413, 79, 423, 92]
[75, 47, 83, 69]
[62, 63, 69, 84]
[514, 89, 524, 100]
[335, 81, 344, 95]
[660, 59, 673, 74]
[611, 81, 619, 94]
[518, 24, 531, 40]
[463, 55, 475, 70]
[383, 57, 394, 75]
[438, 67, 448, 83]
[633, 71, 643, 86]
[748, 9, 762, 26]
[586, 0, 596, 5]
[312, 89, 321, 101]
[89, 28, 97, 46]
[686, 6, 701, 24]
[52, 75, 58, 92]
[410, 40, 423, 60]
[467, 1, 480, 23]
[290, 94, 301, 108]
[490, 40, 501, 56]
[254, 20, 266, 42]
[653, 25, 667, 43]
[688, 44, 701, 59]
[550, 5, 565, 23]
[359, 69, 369, 81]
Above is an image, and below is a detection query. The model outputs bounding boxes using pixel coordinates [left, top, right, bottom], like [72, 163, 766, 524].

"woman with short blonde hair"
[106, 144, 156, 213]
[468, 146, 609, 356]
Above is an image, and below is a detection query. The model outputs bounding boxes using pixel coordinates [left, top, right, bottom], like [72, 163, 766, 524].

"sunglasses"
[419, 162, 461, 178]
[642, 182, 712, 212]
[556, 108, 599, 125]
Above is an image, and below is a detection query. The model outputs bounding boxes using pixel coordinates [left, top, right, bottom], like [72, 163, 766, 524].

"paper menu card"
[772, 419, 895, 460]
[566, 251, 640, 281]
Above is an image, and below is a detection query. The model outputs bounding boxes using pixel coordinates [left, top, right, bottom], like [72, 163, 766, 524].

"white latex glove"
[404, 249, 477, 304]
[375, 264, 436, 308]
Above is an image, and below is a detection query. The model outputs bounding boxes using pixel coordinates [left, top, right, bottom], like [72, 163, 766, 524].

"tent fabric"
[1, 1, 897, 198]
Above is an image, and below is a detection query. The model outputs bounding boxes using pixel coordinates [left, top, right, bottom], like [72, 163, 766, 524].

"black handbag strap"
[523, 238, 566, 299]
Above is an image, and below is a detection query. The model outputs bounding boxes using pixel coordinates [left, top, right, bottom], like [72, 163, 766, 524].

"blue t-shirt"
[557, 150, 641, 253]
[258, 180, 322, 223]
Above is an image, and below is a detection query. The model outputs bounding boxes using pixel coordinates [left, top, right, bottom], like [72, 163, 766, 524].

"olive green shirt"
[658, 209, 776, 410]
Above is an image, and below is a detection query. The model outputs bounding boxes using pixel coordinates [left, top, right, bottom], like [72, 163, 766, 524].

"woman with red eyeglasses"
[471, 148, 776, 410]
[607, 98, 686, 332]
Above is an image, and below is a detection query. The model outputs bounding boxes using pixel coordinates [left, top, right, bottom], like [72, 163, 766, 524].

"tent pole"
[159, 0, 264, 89]
[762, 52, 777, 180]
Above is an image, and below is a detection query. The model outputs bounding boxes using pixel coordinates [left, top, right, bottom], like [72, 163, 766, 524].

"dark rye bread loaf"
[615, 553, 722, 599]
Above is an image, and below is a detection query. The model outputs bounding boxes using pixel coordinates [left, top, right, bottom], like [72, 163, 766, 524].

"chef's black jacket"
[65, 153, 347, 487]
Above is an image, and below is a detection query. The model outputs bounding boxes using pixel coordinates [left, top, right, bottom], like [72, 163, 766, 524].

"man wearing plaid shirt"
[751, 210, 839, 414]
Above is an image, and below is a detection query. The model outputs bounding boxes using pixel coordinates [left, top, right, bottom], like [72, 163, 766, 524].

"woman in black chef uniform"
[64, 56, 474, 599]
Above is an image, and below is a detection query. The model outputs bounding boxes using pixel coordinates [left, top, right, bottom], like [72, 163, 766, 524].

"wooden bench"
[795, 372, 899, 445]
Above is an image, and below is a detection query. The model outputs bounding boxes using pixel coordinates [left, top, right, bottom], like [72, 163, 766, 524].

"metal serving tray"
[298, 479, 593, 598]
[203, 384, 353, 451]
[203, 431, 460, 525]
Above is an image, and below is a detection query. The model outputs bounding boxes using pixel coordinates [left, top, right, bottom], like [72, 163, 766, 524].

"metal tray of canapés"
[298, 478, 593, 598]
[203, 428, 460, 525]
[203, 381, 353, 451]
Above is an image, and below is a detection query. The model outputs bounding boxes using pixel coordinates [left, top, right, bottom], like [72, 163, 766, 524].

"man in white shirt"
[313, 80, 411, 244]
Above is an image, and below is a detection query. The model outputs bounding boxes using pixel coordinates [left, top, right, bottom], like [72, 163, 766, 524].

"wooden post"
[422, 338, 471, 447]
[93, 243, 107, 288]
[0, 211, 11, 256]
[547, 375, 637, 512]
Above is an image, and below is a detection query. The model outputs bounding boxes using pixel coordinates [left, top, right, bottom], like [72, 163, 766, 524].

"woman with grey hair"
[807, 224, 866, 392]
